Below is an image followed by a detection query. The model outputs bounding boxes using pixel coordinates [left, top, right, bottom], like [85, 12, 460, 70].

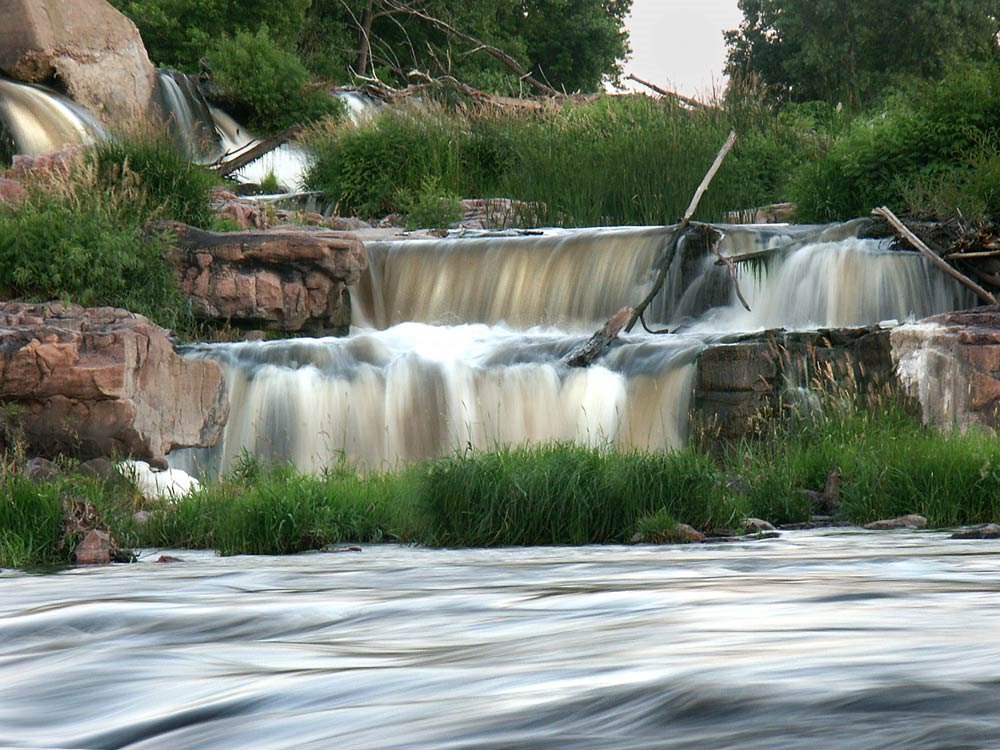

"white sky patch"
[620, 0, 743, 101]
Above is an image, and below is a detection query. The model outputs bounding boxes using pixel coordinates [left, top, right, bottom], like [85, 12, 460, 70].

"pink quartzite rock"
[73, 529, 112, 565]
[161, 222, 368, 335]
[0, 0, 161, 128]
[0, 302, 228, 466]
[0, 178, 26, 205]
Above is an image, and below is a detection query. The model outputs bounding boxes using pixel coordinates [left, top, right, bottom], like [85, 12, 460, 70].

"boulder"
[73, 528, 112, 565]
[892, 309, 1000, 433]
[0, 302, 228, 466]
[161, 222, 368, 335]
[0, 177, 26, 205]
[0, 0, 160, 128]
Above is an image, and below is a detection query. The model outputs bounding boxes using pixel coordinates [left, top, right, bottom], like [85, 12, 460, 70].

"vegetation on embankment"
[0, 134, 221, 334]
[303, 94, 807, 226]
[5, 397, 1000, 568]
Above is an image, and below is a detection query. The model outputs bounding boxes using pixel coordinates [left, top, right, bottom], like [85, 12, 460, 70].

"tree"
[724, 0, 1000, 107]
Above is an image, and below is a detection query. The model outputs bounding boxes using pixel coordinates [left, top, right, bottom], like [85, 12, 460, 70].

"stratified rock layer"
[0, 302, 228, 466]
[162, 222, 368, 335]
[0, 0, 160, 127]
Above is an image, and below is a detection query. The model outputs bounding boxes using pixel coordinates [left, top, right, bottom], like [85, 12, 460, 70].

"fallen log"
[214, 125, 303, 179]
[625, 130, 738, 334]
[561, 307, 635, 367]
[626, 74, 709, 110]
[872, 206, 996, 306]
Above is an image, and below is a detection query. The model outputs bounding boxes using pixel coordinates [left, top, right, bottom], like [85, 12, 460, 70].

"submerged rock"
[950, 524, 1000, 540]
[0, 302, 228, 466]
[864, 514, 928, 530]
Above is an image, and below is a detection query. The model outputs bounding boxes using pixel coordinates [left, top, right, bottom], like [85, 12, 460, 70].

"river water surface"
[2, 530, 999, 749]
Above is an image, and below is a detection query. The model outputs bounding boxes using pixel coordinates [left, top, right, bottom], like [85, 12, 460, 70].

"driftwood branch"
[561, 307, 635, 367]
[563, 132, 740, 368]
[624, 130, 738, 334]
[626, 74, 709, 110]
[214, 126, 303, 178]
[710, 238, 752, 312]
[872, 206, 997, 306]
[715, 246, 786, 265]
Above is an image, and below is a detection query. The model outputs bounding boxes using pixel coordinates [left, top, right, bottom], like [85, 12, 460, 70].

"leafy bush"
[0, 137, 209, 331]
[791, 62, 1000, 222]
[401, 176, 464, 231]
[206, 27, 343, 133]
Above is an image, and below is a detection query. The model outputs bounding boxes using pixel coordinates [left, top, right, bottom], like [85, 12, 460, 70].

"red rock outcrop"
[891, 308, 1000, 433]
[0, 0, 160, 128]
[162, 222, 368, 335]
[0, 302, 228, 466]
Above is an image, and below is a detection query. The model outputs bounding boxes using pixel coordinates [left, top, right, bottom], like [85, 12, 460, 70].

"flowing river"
[2, 530, 999, 749]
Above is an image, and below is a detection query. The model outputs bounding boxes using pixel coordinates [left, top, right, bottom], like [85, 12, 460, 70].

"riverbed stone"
[73, 529, 112, 565]
[0, 0, 161, 129]
[950, 524, 1000, 539]
[864, 514, 928, 530]
[0, 302, 228, 466]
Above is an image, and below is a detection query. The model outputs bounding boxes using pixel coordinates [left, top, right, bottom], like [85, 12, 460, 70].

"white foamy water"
[0, 78, 104, 156]
[177, 222, 973, 474]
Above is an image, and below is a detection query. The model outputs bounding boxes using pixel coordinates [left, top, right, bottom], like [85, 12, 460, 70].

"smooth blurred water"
[2, 530, 999, 749]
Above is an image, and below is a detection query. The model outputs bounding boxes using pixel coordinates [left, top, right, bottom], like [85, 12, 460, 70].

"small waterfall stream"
[0, 78, 105, 158]
[173, 223, 972, 476]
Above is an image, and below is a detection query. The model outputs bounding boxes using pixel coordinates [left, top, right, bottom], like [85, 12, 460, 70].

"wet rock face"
[162, 222, 368, 336]
[0, 302, 228, 467]
[0, 0, 161, 128]
[892, 308, 1000, 433]
[692, 327, 896, 444]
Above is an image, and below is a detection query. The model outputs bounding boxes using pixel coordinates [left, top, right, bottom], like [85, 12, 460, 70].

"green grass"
[304, 95, 807, 227]
[0, 133, 220, 333]
[5, 393, 1000, 568]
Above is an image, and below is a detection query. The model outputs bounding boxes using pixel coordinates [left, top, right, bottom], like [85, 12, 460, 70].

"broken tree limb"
[710, 238, 752, 312]
[561, 307, 635, 367]
[872, 206, 997, 306]
[714, 246, 786, 265]
[381, 0, 560, 97]
[624, 131, 738, 334]
[626, 74, 709, 110]
[214, 126, 303, 178]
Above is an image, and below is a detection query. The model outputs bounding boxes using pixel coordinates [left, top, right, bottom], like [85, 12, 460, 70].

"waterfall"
[156, 70, 222, 160]
[210, 107, 310, 190]
[173, 221, 973, 475]
[0, 78, 104, 158]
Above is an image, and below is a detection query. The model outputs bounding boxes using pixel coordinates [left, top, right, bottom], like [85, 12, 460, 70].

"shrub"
[791, 62, 1000, 222]
[206, 27, 343, 133]
[401, 176, 464, 231]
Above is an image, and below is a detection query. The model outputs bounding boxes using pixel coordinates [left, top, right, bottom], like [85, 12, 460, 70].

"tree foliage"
[724, 0, 1000, 107]
[112, 0, 632, 94]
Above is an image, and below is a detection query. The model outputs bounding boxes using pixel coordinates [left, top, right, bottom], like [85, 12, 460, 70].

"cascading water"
[0, 78, 104, 158]
[172, 222, 973, 476]
[157, 70, 223, 160]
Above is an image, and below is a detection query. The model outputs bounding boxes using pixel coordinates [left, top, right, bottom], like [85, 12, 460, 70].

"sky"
[621, 0, 743, 100]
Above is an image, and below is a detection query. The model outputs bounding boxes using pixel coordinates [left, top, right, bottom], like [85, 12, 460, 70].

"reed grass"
[304, 96, 806, 227]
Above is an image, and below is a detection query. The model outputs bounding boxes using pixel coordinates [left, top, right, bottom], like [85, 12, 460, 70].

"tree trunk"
[356, 1, 375, 77]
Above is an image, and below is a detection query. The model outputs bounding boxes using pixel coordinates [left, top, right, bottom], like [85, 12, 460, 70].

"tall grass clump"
[791, 61, 1000, 222]
[728, 388, 1000, 527]
[305, 95, 806, 227]
[0, 477, 64, 569]
[419, 444, 731, 546]
[137, 462, 420, 555]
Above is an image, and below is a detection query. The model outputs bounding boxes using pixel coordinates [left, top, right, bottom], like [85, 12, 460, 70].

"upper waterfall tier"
[0, 78, 104, 158]
[354, 222, 973, 333]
